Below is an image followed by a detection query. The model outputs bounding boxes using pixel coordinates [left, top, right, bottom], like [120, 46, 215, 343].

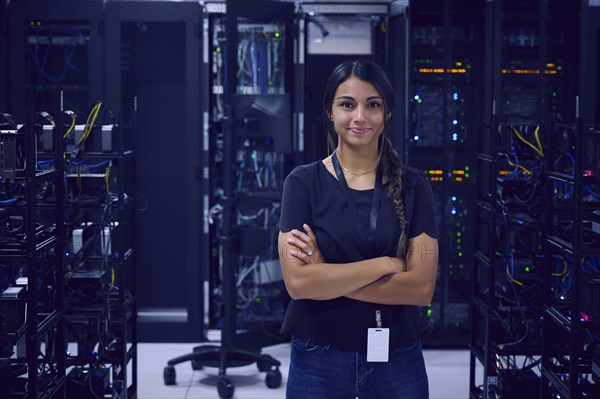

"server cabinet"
[406, 0, 483, 346]
[470, 1, 587, 398]
[7, 0, 105, 120]
[104, 0, 205, 342]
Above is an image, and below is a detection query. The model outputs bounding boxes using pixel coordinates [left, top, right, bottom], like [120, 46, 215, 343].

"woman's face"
[330, 76, 387, 150]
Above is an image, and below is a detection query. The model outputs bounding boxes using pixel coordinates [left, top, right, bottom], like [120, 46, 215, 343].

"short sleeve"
[279, 167, 312, 232]
[409, 172, 437, 239]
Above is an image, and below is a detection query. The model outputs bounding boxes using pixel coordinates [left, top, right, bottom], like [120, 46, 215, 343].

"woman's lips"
[349, 127, 371, 134]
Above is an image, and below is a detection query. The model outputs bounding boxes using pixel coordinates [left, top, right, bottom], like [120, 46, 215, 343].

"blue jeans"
[286, 336, 429, 399]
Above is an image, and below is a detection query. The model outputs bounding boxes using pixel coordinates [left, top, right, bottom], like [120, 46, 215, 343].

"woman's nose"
[353, 106, 366, 122]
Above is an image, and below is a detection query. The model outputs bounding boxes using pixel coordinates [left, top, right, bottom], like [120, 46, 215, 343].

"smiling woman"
[277, 59, 439, 399]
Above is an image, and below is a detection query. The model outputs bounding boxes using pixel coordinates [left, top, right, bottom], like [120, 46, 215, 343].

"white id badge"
[367, 328, 389, 362]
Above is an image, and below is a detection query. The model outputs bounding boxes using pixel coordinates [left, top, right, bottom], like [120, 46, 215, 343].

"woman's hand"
[286, 223, 324, 264]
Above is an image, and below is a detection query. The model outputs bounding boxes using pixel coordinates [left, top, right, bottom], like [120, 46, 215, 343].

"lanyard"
[331, 151, 382, 244]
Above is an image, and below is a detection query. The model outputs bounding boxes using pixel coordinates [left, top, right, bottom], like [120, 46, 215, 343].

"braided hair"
[323, 59, 409, 260]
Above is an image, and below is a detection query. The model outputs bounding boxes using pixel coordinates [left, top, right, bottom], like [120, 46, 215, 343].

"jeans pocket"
[393, 339, 420, 353]
[291, 336, 331, 352]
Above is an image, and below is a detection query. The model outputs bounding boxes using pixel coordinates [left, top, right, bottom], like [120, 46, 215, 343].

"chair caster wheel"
[265, 368, 282, 389]
[217, 376, 234, 398]
[163, 365, 176, 385]
[257, 354, 275, 372]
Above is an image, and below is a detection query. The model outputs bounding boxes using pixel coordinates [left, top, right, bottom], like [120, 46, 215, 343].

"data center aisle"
[137, 342, 477, 399]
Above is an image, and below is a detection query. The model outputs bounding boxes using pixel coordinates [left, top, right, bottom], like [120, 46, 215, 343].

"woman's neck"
[335, 146, 379, 175]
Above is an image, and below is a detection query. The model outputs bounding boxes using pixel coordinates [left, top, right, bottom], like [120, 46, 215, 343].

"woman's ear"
[386, 112, 392, 121]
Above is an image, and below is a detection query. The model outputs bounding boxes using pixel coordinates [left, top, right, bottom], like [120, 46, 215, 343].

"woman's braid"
[381, 136, 408, 262]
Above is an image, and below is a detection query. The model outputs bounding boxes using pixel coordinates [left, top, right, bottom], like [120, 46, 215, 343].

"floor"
[137, 342, 481, 399]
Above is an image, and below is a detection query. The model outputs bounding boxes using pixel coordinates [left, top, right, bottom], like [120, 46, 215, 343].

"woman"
[278, 59, 438, 399]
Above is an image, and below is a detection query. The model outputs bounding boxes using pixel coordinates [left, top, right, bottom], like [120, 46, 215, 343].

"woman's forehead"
[335, 77, 381, 99]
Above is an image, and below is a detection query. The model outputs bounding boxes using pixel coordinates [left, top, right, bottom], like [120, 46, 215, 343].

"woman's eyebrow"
[334, 95, 382, 101]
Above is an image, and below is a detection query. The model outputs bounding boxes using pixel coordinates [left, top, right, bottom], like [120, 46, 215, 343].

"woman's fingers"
[288, 226, 321, 263]
[303, 223, 317, 241]
[287, 236, 311, 255]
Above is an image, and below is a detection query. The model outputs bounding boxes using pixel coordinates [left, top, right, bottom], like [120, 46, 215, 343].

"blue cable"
[81, 160, 110, 169]
[0, 198, 17, 205]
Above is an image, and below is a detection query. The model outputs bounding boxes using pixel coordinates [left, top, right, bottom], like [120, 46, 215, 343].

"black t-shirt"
[279, 160, 437, 353]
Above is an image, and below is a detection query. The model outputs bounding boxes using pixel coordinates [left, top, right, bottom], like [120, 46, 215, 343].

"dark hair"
[322, 59, 408, 260]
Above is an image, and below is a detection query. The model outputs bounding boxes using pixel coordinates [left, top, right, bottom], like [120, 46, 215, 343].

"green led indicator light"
[457, 232, 461, 237]
[458, 252, 463, 257]
[418, 99, 422, 103]
[216, 47, 221, 53]
[427, 309, 433, 317]
[457, 239, 462, 243]
[30, 21, 34, 26]
[457, 245, 461, 250]
[465, 166, 470, 171]
[37, 21, 41, 26]
[525, 267, 530, 272]
[274, 32, 280, 38]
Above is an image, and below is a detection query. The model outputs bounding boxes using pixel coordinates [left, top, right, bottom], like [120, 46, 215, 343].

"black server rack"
[407, 0, 483, 346]
[163, 2, 297, 397]
[103, 0, 205, 343]
[4, 0, 139, 396]
[542, 112, 600, 399]
[540, 3, 600, 398]
[1, 113, 66, 398]
[7, 0, 105, 120]
[59, 108, 137, 399]
[469, 1, 585, 398]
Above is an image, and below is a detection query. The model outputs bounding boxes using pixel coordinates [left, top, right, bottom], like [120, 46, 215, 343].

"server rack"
[4, 0, 138, 395]
[470, 1, 582, 398]
[541, 110, 600, 399]
[0, 112, 66, 398]
[406, 0, 483, 346]
[7, 0, 105, 120]
[540, 3, 600, 397]
[163, 1, 298, 397]
[103, 0, 205, 342]
[58, 108, 137, 399]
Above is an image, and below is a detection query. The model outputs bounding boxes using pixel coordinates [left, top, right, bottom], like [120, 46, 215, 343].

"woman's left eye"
[369, 102, 382, 108]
